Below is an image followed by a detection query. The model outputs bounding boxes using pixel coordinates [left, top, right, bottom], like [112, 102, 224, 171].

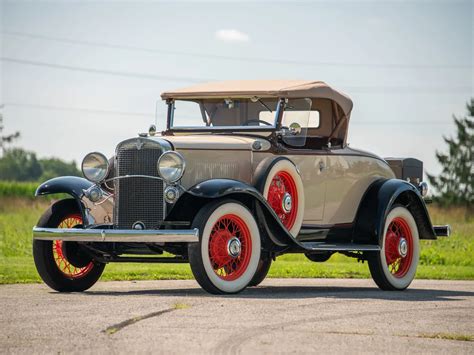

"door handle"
[319, 161, 325, 172]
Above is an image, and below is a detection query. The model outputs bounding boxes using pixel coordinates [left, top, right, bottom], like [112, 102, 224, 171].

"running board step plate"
[301, 242, 380, 252]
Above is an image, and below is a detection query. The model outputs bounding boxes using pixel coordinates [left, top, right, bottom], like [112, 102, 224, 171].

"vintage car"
[32, 80, 450, 294]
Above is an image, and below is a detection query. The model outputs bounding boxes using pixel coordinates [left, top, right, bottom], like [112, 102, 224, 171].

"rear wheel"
[33, 199, 105, 292]
[368, 206, 420, 290]
[188, 200, 261, 294]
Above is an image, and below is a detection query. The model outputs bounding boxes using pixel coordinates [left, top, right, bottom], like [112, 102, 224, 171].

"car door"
[289, 153, 327, 222]
[279, 98, 328, 223]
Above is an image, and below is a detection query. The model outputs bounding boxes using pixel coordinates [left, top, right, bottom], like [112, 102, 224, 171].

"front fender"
[353, 178, 436, 245]
[35, 176, 93, 200]
[167, 179, 298, 248]
[35, 176, 94, 225]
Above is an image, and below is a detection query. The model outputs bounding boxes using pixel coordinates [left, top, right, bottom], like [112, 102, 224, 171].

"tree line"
[0, 115, 81, 182]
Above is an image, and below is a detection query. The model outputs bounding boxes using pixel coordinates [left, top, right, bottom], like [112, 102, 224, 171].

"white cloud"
[215, 29, 250, 42]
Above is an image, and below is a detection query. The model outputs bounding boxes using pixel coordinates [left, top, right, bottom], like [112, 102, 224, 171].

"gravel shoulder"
[1, 278, 473, 354]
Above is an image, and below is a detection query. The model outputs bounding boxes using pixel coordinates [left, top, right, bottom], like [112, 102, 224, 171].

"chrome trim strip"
[301, 242, 380, 251]
[33, 227, 199, 243]
[104, 175, 164, 183]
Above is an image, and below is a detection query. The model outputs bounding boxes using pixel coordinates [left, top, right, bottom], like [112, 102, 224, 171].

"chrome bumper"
[32, 227, 199, 243]
[433, 225, 451, 237]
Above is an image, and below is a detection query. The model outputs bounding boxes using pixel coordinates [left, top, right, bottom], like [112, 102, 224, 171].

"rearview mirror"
[289, 122, 302, 135]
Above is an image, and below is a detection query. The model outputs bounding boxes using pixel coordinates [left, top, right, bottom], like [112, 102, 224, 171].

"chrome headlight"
[157, 151, 185, 183]
[81, 152, 109, 183]
[419, 181, 429, 196]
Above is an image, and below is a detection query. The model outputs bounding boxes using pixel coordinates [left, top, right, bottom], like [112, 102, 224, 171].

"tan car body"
[163, 135, 394, 227]
[31, 80, 446, 295]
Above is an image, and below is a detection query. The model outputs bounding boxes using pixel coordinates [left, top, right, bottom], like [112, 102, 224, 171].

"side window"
[281, 110, 320, 129]
[279, 98, 312, 147]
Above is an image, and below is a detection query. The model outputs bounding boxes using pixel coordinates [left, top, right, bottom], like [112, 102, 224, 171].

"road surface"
[1, 278, 473, 354]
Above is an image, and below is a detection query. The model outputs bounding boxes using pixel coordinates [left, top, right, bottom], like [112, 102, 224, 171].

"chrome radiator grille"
[114, 139, 164, 229]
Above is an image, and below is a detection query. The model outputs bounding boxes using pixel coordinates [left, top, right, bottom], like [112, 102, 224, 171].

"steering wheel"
[243, 119, 273, 126]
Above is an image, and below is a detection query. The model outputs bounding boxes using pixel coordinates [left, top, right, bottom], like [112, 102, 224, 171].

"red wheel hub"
[208, 214, 252, 281]
[53, 214, 94, 279]
[384, 217, 414, 278]
[267, 171, 298, 230]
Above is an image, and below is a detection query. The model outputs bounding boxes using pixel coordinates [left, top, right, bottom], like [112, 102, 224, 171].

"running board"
[300, 242, 380, 252]
[296, 228, 329, 242]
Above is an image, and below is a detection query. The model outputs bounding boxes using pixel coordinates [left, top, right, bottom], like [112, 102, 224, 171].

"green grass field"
[0, 196, 473, 284]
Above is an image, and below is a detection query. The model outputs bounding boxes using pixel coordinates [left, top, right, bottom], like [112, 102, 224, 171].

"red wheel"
[384, 217, 414, 278]
[263, 159, 304, 236]
[52, 215, 94, 279]
[208, 214, 252, 281]
[188, 200, 261, 294]
[33, 199, 105, 292]
[368, 206, 420, 290]
[267, 171, 298, 230]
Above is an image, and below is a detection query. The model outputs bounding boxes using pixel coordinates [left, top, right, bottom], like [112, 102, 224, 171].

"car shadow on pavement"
[85, 285, 474, 302]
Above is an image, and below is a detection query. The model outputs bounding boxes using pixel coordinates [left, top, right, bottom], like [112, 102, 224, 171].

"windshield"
[169, 98, 280, 130]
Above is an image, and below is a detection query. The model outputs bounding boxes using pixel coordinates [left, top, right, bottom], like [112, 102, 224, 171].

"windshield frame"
[165, 98, 285, 133]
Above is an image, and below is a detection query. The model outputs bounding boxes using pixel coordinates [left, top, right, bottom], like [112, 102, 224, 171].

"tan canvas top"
[161, 80, 353, 116]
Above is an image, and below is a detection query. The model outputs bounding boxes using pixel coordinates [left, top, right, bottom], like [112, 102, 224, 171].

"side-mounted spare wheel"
[188, 199, 261, 294]
[33, 199, 105, 292]
[368, 205, 420, 290]
[262, 159, 304, 237]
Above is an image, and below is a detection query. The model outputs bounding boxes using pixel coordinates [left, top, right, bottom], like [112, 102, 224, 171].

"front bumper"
[32, 227, 199, 243]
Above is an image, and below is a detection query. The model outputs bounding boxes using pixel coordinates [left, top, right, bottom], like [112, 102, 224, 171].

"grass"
[0, 197, 473, 284]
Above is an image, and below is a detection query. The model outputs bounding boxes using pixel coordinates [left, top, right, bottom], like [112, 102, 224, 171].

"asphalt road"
[1, 278, 473, 354]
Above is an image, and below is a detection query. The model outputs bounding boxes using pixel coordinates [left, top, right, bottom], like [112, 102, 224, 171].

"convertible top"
[161, 80, 353, 116]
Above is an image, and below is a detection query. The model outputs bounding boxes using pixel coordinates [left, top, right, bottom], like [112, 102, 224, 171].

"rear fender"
[353, 179, 436, 245]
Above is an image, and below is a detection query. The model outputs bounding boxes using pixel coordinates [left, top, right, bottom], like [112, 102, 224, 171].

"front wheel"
[248, 253, 272, 287]
[368, 206, 420, 290]
[188, 200, 261, 294]
[33, 199, 105, 292]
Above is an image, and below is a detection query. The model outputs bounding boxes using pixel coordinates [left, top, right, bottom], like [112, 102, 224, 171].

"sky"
[1, 0, 473, 178]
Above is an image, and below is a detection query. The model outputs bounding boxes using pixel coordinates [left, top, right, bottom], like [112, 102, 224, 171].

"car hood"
[162, 135, 268, 151]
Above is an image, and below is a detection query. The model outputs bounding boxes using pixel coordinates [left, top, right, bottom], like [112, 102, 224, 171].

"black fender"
[253, 156, 294, 193]
[35, 176, 94, 223]
[353, 178, 436, 245]
[166, 178, 298, 248]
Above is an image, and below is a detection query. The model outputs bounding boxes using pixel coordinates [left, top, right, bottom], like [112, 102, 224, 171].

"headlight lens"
[81, 152, 109, 183]
[157, 151, 185, 183]
[419, 181, 429, 197]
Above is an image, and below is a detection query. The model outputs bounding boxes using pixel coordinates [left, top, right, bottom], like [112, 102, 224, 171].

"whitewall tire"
[188, 200, 261, 294]
[368, 206, 420, 290]
[262, 159, 304, 237]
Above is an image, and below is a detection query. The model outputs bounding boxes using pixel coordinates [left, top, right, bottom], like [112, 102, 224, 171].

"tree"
[427, 98, 474, 214]
[0, 148, 43, 181]
[39, 158, 81, 181]
[0, 111, 21, 155]
[0, 113, 81, 181]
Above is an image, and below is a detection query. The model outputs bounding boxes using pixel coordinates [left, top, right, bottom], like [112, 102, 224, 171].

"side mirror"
[289, 122, 302, 135]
